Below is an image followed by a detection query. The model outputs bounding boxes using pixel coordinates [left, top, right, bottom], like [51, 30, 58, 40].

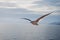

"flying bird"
[21, 11, 54, 25]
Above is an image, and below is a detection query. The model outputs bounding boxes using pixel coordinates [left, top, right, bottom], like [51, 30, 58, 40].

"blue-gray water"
[0, 24, 60, 40]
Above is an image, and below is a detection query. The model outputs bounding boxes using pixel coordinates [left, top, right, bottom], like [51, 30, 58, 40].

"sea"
[0, 23, 60, 40]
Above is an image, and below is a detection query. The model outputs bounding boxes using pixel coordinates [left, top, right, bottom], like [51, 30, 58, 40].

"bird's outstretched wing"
[35, 11, 54, 22]
[21, 18, 32, 22]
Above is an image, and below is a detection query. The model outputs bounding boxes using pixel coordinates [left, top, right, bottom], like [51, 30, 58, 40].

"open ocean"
[0, 24, 60, 40]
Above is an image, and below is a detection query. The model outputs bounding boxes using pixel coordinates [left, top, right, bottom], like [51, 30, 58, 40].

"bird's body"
[30, 21, 38, 25]
[21, 11, 54, 25]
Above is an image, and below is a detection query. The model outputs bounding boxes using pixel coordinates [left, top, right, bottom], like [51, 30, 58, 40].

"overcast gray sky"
[0, 0, 60, 14]
[0, 0, 60, 24]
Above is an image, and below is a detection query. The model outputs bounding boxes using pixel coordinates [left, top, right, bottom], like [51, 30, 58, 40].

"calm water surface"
[0, 24, 60, 40]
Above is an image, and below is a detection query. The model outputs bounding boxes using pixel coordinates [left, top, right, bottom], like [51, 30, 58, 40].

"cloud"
[0, 8, 60, 16]
[0, 0, 15, 2]
[50, 22, 60, 25]
[0, 2, 16, 8]
[43, 0, 60, 6]
[16, 0, 59, 15]
[0, 0, 60, 15]
[28, 0, 60, 14]
[16, 0, 40, 8]
[33, 0, 60, 7]
[0, 8, 40, 14]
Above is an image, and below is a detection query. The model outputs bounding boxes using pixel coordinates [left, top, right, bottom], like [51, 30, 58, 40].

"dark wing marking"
[21, 18, 32, 22]
[35, 11, 54, 22]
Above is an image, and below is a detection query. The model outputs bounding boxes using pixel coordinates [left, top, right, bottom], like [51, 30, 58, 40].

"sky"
[0, 0, 60, 24]
[0, 1, 60, 40]
[0, 0, 60, 14]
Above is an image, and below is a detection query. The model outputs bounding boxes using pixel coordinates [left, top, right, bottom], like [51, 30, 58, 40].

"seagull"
[21, 11, 54, 25]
